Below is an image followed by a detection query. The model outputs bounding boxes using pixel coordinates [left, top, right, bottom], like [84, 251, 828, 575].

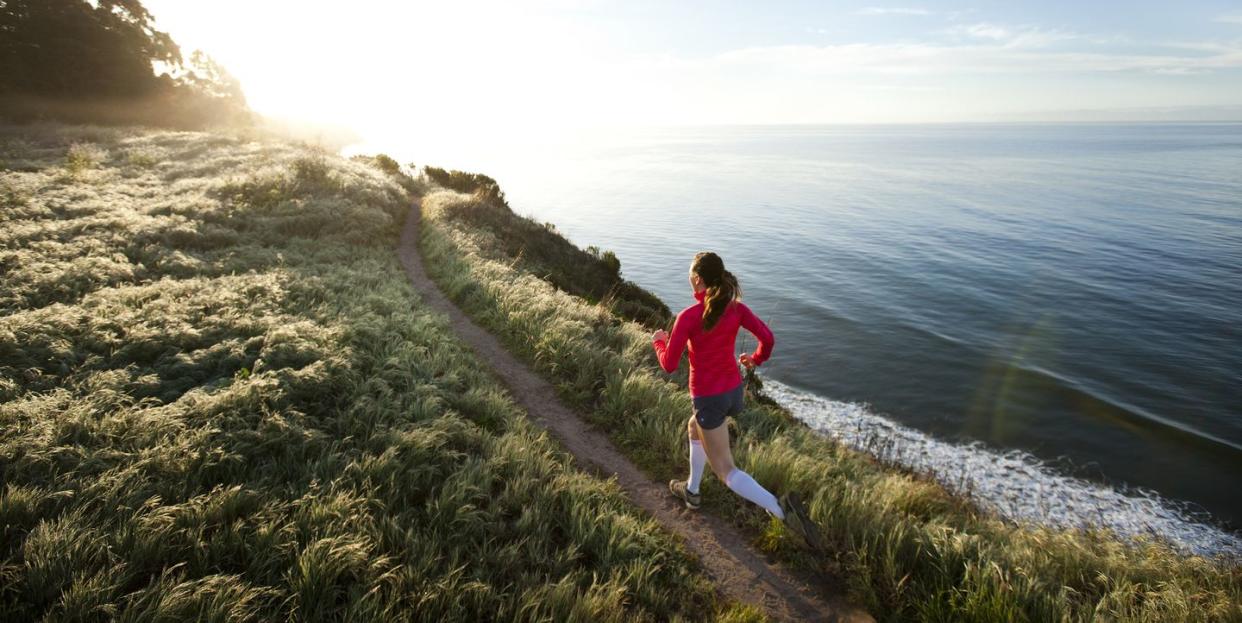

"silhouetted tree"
[0, 0, 249, 127]
[1, 0, 176, 96]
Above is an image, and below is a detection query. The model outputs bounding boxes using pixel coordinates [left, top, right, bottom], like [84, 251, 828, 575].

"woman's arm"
[652, 309, 693, 373]
[738, 302, 775, 366]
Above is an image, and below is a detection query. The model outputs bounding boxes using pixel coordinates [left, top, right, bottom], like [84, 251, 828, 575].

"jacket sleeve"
[652, 309, 693, 373]
[738, 303, 775, 366]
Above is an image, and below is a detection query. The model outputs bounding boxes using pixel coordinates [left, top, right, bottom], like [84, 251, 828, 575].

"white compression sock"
[724, 468, 785, 519]
[687, 439, 707, 494]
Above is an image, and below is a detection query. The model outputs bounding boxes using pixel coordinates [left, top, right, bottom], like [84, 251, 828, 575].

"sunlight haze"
[144, 0, 1242, 150]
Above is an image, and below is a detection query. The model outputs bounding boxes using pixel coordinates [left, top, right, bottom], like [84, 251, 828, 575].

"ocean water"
[374, 123, 1242, 556]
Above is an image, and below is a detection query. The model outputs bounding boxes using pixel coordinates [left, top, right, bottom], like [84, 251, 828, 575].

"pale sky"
[145, 0, 1242, 141]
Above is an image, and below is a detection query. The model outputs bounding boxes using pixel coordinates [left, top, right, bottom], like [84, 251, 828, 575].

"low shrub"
[423, 186, 671, 328]
[64, 142, 108, 174]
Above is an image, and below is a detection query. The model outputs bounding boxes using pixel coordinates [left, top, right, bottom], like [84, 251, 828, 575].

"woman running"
[652, 252, 814, 539]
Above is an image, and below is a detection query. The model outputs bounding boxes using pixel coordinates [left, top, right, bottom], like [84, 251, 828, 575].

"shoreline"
[762, 378, 1242, 560]
[367, 127, 1242, 556]
[365, 121, 1242, 537]
[418, 177, 1242, 619]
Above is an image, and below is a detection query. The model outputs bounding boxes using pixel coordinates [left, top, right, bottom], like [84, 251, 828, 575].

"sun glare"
[144, 0, 623, 150]
[142, 0, 1242, 155]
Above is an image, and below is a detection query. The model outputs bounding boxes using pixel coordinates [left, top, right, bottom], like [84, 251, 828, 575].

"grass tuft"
[64, 142, 109, 175]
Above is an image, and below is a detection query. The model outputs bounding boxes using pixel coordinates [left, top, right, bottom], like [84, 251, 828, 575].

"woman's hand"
[738, 353, 756, 370]
[652, 329, 669, 344]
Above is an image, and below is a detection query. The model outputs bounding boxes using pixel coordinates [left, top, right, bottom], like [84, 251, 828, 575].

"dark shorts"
[692, 382, 745, 431]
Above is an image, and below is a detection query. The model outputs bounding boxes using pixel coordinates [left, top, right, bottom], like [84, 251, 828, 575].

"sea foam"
[763, 378, 1242, 559]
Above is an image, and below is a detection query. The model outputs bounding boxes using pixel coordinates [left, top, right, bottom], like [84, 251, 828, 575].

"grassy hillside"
[422, 167, 671, 329]
[418, 185, 1242, 622]
[0, 123, 759, 621]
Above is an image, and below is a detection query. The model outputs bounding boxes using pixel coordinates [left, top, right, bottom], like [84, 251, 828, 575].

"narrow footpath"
[397, 201, 872, 623]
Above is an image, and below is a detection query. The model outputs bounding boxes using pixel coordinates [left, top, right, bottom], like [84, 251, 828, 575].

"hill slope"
[417, 183, 1242, 622]
[0, 123, 743, 621]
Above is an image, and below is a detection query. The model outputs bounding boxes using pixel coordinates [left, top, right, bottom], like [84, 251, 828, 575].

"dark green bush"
[425, 181, 671, 329]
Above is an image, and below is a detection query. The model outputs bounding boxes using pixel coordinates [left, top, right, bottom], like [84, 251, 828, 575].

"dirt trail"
[397, 202, 872, 623]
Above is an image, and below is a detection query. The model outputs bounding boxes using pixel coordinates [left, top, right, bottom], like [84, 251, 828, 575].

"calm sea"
[370, 123, 1242, 555]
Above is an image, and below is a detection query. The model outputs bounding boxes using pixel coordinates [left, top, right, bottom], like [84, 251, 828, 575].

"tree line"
[0, 0, 250, 128]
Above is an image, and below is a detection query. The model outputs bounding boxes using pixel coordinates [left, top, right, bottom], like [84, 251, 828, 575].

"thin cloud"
[707, 39, 1242, 76]
[945, 23, 1081, 49]
[1215, 13, 1242, 25]
[855, 7, 932, 16]
[957, 23, 1011, 40]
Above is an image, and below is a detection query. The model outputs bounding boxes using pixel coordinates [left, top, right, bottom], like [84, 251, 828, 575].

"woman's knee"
[687, 416, 701, 440]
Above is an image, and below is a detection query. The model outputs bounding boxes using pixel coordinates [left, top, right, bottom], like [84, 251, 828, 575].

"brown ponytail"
[692, 252, 741, 331]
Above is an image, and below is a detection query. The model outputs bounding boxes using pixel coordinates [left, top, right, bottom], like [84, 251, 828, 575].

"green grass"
[418, 185, 1242, 622]
[421, 168, 670, 328]
[0, 123, 753, 621]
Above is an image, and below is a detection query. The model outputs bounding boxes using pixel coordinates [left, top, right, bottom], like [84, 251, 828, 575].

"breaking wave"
[763, 378, 1242, 559]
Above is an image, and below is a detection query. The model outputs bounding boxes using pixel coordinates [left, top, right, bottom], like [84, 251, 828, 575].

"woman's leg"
[694, 417, 732, 479]
[685, 415, 708, 494]
[696, 418, 784, 519]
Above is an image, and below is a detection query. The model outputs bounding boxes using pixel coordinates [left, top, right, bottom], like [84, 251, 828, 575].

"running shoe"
[779, 491, 824, 552]
[669, 479, 702, 510]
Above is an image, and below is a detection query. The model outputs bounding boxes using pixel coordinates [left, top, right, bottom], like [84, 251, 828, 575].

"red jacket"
[652, 289, 775, 397]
